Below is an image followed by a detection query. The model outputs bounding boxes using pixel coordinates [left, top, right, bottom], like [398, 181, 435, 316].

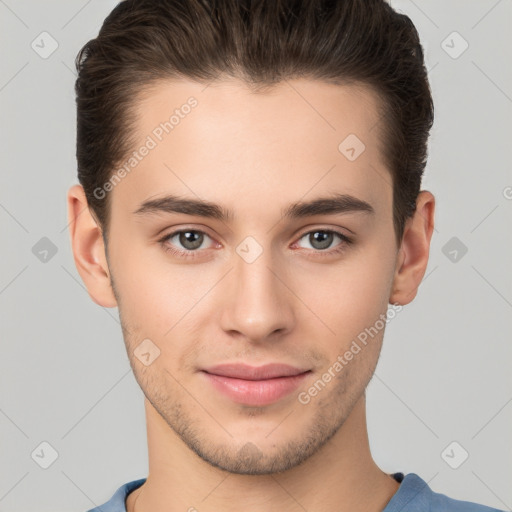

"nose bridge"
[221, 236, 293, 340]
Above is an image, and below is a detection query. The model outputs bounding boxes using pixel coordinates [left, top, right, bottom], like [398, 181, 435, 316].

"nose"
[219, 242, 295, 343]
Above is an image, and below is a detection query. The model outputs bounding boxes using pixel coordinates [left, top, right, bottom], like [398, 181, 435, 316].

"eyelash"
[158, 228, 354, 261]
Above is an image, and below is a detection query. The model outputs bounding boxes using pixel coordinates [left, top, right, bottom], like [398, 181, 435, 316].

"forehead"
[111, 77, 391, 222]
[134, 77, 384, 147]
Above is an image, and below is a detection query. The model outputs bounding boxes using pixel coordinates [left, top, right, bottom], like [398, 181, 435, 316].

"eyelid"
[159, 226, 219, 248]
[294, 225, 352, 241]
[291, 227, 353, 253]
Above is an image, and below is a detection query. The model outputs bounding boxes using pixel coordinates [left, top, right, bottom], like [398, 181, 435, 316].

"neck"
[126, 395, 400, 512]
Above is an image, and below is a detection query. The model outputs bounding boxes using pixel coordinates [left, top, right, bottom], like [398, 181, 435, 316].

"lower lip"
[201, 371, 310, 406]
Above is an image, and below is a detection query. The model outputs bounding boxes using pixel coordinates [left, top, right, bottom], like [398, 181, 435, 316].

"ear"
[66, 184, 118, 308]
[389, 190, 435, 306]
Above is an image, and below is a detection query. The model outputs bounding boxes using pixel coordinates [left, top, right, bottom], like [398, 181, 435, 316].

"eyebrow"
[132, 192, 375, 222]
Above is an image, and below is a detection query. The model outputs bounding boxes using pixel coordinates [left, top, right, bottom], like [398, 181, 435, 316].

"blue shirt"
[85, 472, 506, 511]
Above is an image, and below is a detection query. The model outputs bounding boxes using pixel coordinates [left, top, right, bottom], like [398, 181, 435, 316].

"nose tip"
[219, 250, 294, 342]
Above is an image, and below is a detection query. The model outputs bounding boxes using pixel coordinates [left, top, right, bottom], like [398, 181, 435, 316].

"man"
[66, 0, 505, 510]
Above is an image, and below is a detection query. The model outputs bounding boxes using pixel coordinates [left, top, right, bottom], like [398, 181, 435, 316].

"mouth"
[200, 363, 312, 406]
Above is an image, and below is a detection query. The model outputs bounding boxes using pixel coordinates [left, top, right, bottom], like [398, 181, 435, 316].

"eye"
[158, 227, 353, 260]
[294, 229, 353, 255]
[158, 229, 217, 259]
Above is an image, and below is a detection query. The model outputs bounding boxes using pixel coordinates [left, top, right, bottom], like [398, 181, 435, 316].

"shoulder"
[384, 473, 507, 512]
[85, 478, 146, 512]
[430, 482, 507, 512]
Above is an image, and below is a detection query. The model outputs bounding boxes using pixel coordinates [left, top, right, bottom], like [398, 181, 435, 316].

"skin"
[67, 78, 435, 512]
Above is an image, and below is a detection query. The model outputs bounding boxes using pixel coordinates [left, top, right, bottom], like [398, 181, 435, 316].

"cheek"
[109, 245, 176, 334]
[303, 243, 395, 345]
[110, 221, 396, 343]
[126, 277, 189, 336]
[112, 249, 219, 350]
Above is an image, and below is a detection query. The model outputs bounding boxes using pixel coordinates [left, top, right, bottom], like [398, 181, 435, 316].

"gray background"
[1, 0, 511, 510]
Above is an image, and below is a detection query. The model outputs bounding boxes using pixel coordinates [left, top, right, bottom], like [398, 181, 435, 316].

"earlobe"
[66, 184, 118, 308]
[389, 190, 435, 306]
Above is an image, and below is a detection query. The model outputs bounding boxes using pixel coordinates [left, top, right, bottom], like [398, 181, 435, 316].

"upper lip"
[202, 363, 310, 380]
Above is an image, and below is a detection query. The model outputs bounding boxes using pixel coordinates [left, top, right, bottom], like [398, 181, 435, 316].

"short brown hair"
[75, 0, 434, 246]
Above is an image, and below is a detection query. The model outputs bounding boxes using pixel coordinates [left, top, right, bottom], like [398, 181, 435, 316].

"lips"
[200, 363, 311, 406]
[202, 363, 309, 380]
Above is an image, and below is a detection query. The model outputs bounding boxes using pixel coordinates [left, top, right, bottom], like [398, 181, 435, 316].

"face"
[104, 78, 399, 474]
